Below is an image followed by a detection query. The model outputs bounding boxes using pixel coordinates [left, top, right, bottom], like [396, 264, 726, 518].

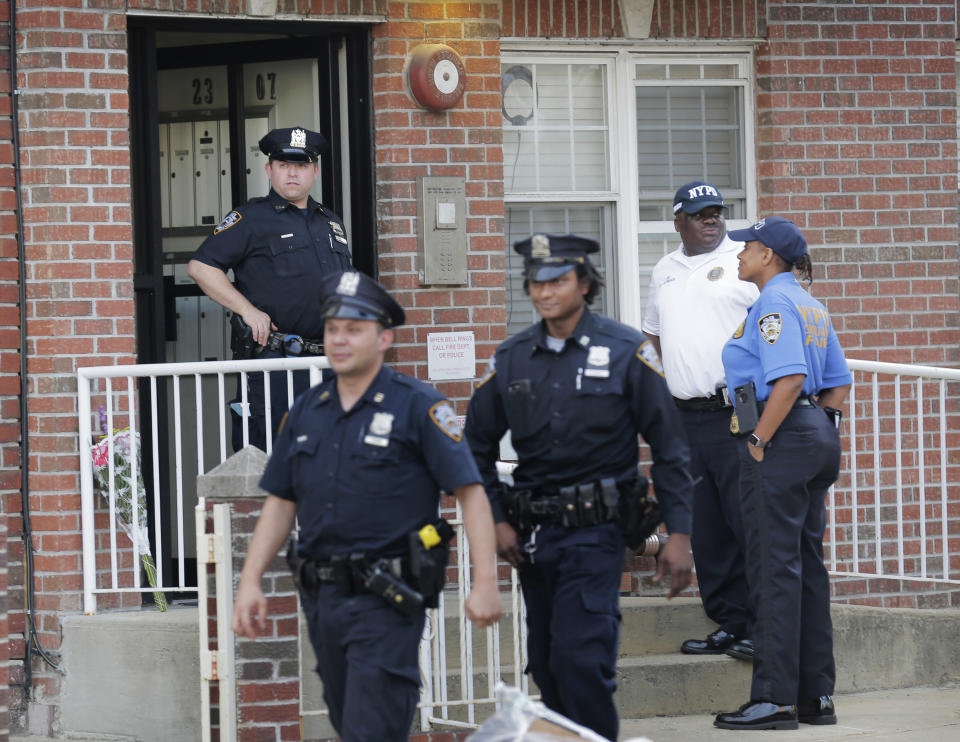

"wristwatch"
[748, 433, 770, 449]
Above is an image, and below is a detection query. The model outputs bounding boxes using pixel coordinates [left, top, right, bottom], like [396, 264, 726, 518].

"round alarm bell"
[408, 44, 467, 112]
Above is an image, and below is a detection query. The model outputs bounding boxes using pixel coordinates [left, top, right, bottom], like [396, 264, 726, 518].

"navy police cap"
[514, 233, 599, 282]
[673, 181, 727, 215]
[727, 216, 809, 265]
[258, 126, 328, 163]
[319, 271, 406, 328]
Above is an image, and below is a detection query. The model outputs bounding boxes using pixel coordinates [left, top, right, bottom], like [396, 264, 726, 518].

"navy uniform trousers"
[519, 521, 624, 742]
[301, 584, 425, 742]
[680, 407, 750, 637]
[231, 349, 313, 452]
[738, 405, 840, 704]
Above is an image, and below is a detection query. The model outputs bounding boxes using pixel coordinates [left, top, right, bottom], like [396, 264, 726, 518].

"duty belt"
[263, 331, 324, 357]
[674, 386, 731, 412]
[503, 477, 623, 529]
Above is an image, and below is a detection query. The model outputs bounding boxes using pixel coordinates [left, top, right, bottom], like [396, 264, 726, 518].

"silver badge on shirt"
[584, 345, 611, 378]
[364, 411, 394, 447]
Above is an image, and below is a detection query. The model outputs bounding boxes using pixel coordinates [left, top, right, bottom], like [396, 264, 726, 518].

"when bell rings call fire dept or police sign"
[427, 331, 476, 380]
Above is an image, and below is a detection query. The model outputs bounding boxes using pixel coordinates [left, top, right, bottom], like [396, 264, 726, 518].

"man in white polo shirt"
[643, 181, 759, 660]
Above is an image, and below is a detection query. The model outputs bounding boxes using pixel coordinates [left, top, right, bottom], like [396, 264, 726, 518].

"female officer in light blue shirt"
[715, 217, 852, 731]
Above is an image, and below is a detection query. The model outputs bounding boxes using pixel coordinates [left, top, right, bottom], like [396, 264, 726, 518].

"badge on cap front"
[337, 272, 360, 296]
[531, 234, 551, 259]
[290, 128, 306, 148]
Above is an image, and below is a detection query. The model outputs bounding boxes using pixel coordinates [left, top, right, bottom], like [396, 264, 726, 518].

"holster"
[500, 486, 532, 534]
[353, 555, 424, 617]
[230, 312, 257, 360]
[286, 539, 318, 600]
[408, 519, 454, 608]
[617, 476, 662, 550]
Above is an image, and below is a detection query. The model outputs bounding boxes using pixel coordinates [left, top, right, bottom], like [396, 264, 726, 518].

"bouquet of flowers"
[91, 406, 167, 611]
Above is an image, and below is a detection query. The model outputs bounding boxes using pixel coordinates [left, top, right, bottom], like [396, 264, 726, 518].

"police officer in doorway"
[465, 234, 695, 741]
[644, 182, 759, 661]
[715, 217, 851, 730]
[187, 126, 352, 452]
[232, 271, 502, 742]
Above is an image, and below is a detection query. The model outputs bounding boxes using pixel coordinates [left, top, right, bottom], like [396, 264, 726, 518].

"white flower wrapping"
[91, 427, 167, 610]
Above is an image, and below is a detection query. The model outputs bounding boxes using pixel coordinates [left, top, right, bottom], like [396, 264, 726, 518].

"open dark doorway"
[128, 17, 375, 600]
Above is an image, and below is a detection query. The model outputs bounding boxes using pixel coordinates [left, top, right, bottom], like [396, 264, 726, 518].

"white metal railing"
[829, 359, 960, 585]
[78, 356, 328, 614]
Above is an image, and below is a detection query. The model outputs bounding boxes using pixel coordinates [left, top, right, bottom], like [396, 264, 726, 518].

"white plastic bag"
[466, 684, 652, 742]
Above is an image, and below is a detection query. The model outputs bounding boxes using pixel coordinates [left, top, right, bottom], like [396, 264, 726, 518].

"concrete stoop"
[50, 597, 960, 741]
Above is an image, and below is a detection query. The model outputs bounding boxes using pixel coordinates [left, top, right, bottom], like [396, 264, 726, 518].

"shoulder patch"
[636, 340, 665, 377]
[758, 313, 782, 345]
[213, 211, 242, 234]
[429, 401, 463, 442]
[475, 356, 496, 389]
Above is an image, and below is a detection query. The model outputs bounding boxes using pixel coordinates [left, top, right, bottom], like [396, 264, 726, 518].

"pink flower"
[92, 441, 110, 469]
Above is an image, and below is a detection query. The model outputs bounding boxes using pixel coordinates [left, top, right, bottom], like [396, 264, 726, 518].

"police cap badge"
[513, 233, 600, 282]
[318, 271, 406, 328]
[259, 126, 328, 163]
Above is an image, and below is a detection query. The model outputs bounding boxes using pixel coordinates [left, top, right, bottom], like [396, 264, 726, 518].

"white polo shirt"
[642, 235, 759, 400]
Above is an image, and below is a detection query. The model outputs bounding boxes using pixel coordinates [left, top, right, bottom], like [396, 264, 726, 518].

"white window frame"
[502, 43, 757, 331]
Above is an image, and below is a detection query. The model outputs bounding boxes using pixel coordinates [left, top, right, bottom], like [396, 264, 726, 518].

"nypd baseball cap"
[514, 233, 600, 282]
[727, 216, 808, 265]
[318, 271, 406, 328]
[259, 127, 328, 163]
[673, 181, 728, 215]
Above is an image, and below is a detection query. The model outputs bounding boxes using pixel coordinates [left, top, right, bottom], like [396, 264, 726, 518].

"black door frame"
[127, 17, 376, 597]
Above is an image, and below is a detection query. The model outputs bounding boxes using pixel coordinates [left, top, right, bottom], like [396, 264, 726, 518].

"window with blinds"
[502, 59, 616, 338]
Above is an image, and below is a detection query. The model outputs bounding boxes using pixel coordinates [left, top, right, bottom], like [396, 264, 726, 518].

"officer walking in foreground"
[715, 217, 851, 730]
[465, 234, 695, 741]
[644, 182, 758, 661]
[232, 271, 502, 742]
[188, 126, 352, 451]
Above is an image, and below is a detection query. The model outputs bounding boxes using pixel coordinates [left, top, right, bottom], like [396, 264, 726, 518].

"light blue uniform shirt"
[722, 272, 852, 403]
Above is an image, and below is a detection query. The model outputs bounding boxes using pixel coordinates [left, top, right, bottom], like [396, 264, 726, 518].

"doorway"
[128, 17, 376, 597]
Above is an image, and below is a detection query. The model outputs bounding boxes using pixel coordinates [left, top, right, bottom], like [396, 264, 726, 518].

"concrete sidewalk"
[10, 684, 960, 741]
[621, 684, 960, 741]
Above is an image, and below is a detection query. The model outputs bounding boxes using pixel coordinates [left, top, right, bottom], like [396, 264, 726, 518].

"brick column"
[197, 446, 300, 742]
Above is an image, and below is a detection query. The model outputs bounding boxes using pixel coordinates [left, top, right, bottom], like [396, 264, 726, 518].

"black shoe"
[714, 701, 799, 730]
[725, 637, 754, 661]
[798, 695, 837, 725]
[681, 628, 738, 654]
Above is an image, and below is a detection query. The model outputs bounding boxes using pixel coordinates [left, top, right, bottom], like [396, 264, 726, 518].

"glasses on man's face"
[689, 209, 725, 222]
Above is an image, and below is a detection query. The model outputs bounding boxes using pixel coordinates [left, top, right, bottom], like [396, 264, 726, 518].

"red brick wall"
[759, 0, 958, 367]
[502, 0, 768, 39]
[9, 0, 135, 723]
[0, 0, 18, 732]
[502, 0, 623, 37]
[373, 1, 507, 415]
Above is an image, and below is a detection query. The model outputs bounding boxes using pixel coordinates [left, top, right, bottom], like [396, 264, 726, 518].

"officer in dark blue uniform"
[232, 271, 501, 742]
[715, 217, 852, 731]
[465, 234, 695, 742]
[188, 126, 353, 452]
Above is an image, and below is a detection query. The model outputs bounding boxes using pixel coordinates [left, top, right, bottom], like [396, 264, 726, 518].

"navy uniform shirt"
[260, 365, 481, 559]
[191, 189, 352, 338]
[465, 309, 693, 534]
[722, 272, 852, 402]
